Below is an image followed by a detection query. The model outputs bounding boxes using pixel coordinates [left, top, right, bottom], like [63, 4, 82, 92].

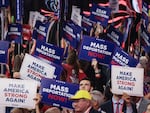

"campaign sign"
[90, 4, 111, 27]
[47, 61, 62, 80]
[20, 54, 56, 86]
[40, 78, 79, 109]
[109, 0, 119, 13]
[0, 41, 9, 64]
[34, 56, 63, 80]
[143, 46, 150, 53]
[0, 78, 37, 109]
[0, 107, 5, 113]
[106, 25, 124, 46]
[16, 0, 22, 22]
[0, 0, 9, 7]
[29, 11, 45, 28]
[32, 20, 50, 42]
[82, 15, 93, 34]
[6, 23, 22, 44]
[140, 24, 150, 47]
[78, 35, 115, 65]
[71, 6, 82, 26]
[62, 22, 81, 49]
[142, 2, 149, 28]
[111, 47, 138, 67]
[33, 55, 63, 80]
[111, 65, 144, 97]
[34, 40, 64, 64]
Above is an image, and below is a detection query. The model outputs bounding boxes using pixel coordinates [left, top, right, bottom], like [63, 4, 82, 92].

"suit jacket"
[100, 99, 137, 113]
[138, 98, 150, 113]
[100, 100, 114, 113]
[89, 107, 101, 113]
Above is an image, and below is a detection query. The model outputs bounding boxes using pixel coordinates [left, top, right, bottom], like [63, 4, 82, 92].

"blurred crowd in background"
[0, 0, 150, 113]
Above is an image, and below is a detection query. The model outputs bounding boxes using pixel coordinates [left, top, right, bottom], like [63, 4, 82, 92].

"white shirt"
[84, 106, 92, 113]
[112, 97, 124, 113]
[136, 98, 142, 110]
[112, 96, 134, 113]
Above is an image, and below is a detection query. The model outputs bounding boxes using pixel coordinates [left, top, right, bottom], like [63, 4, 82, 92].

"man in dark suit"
[100, 93, 137, 113]
[70, 90, 101, 113]
[132, 96, 150, 113]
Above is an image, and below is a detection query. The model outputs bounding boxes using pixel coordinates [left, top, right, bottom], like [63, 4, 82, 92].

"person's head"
[136, 56, 148, 76]
[94, 22, 103, 38]
[22, 39, 30, 54]
[10, 108, 30, 113]
[44, 107, 61, 113]
[139, 56, 148, 69]
[79, 77, 93, 92]
[90, 90, 104, 110]
[77, 59, 90, 72]
[66, 49, 77, 66]
[146, 103, 150, 113]
[60, 67, 67, 81]
[9, 41, 15, 53]
[70, 90, 92, 113]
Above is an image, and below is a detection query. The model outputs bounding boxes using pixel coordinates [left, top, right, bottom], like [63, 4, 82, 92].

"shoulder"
[141, 98, 150, 104]
[100, 100, 112, 107]
[100, 100, 113, 112]
[89, 107, 100, 113]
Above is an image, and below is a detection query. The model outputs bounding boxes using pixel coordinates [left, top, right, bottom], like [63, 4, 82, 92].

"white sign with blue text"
[0, 78, 37, 109]
[20, 54, 56, 86]
[111, 65, 144, 97]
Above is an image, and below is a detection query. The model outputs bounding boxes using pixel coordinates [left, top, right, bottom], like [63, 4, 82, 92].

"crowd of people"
[0, 0, 150, 113]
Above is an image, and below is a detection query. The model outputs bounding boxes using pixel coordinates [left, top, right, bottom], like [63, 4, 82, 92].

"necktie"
[116, 102, 120, 113]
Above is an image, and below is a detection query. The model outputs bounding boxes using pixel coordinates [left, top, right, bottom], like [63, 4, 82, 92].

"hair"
[77, 59, 90, 72]
[146, 103, 150, 112]
[147, 103, 150, 107]
[13, 54, 24, 72]
[44, 107, 61, 113]
[79, 77, 94, 87]
[139, 56, 148, 67]
[66, 49, 79, 75]
[91, 90, 104, 105]
[66, 49, 77, 66]
[10, 108, 30, 113]
[60, 67, 67, 81]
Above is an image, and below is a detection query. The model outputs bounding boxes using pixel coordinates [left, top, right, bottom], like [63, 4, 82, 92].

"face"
[79, 80, 92, 92]
[146, 104, 150, 113]
[9, 42, 15, 52]
[72, 99, 90, 113]
[94, 24, 103, 37]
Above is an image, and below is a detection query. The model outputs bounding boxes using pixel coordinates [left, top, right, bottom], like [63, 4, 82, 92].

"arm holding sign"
[10, 108, 30, 113]
[91, 58, 101, 78]
[33, 93, 42, 113]
[122, 93, 133, 107]
[13, 54, 24, 78]
[90, 22, 104, 38]
[91, 58, 107, 93]
[7, 41, 15, 78]
[29, 39, 36, 55]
